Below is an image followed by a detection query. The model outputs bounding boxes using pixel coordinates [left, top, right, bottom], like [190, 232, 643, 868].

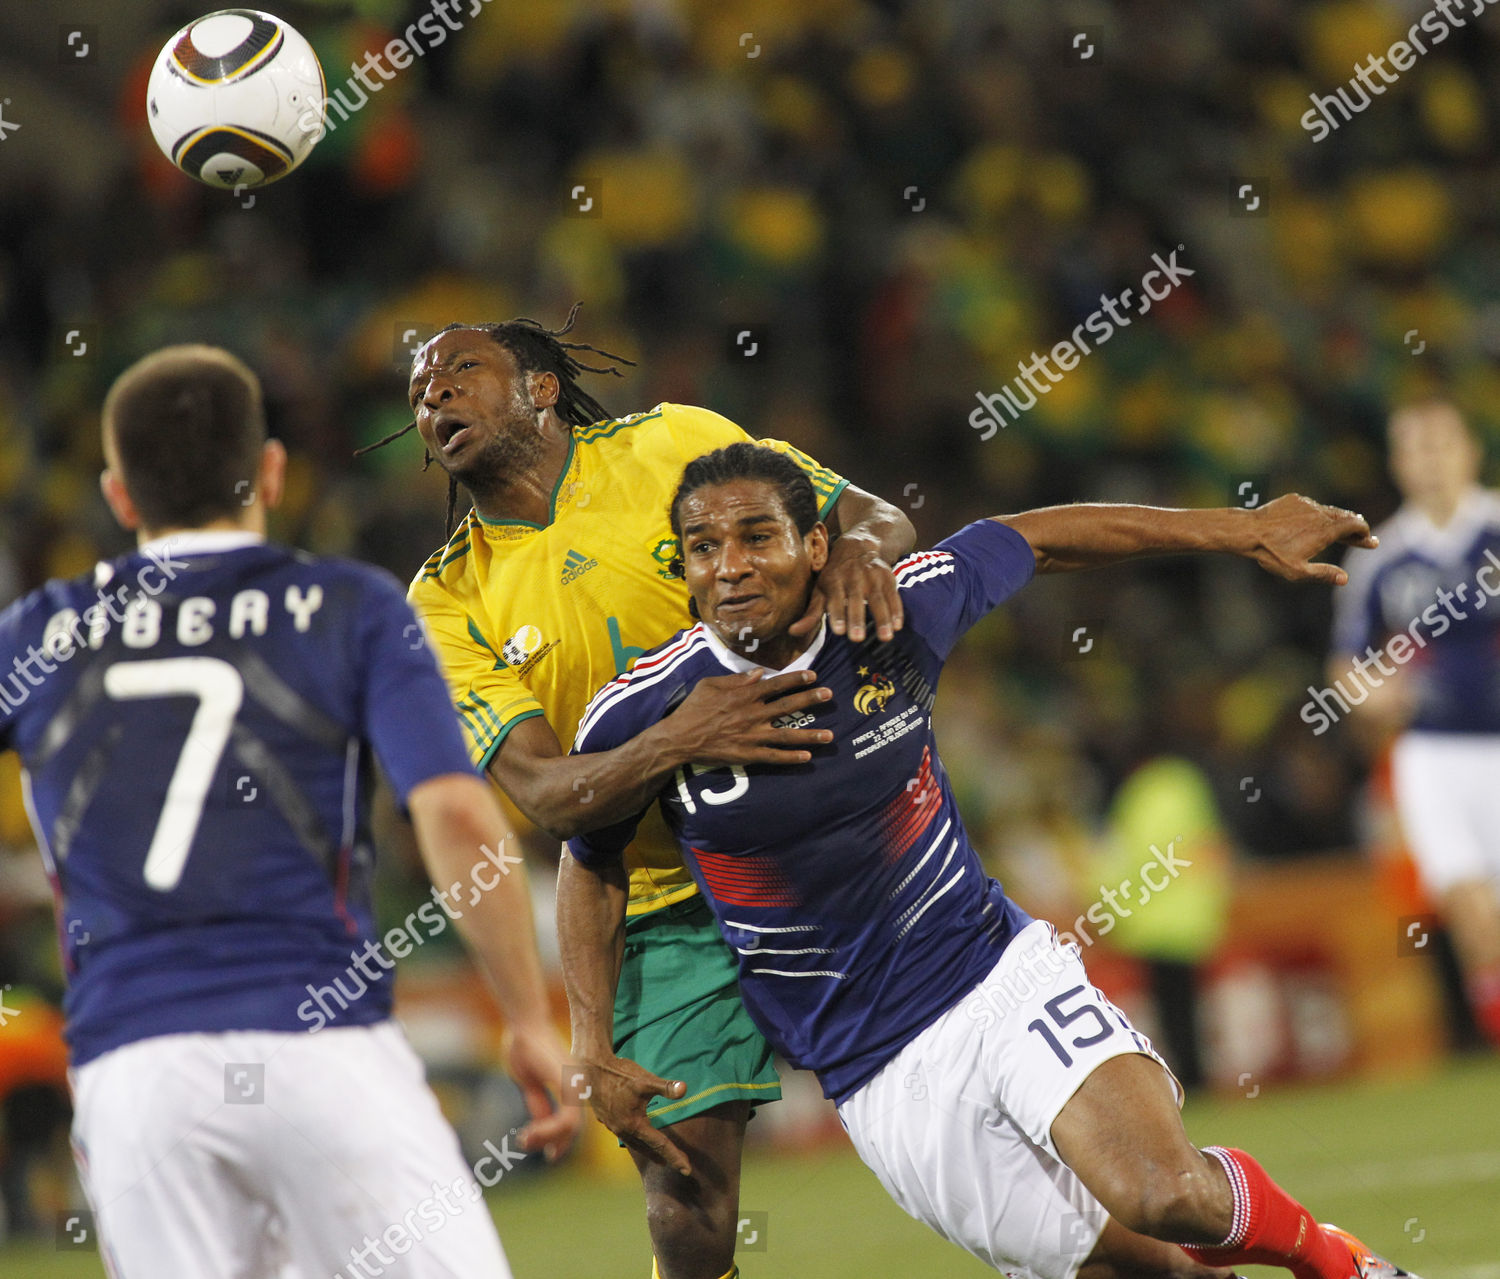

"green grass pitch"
[3, 1060, 1495, 1278]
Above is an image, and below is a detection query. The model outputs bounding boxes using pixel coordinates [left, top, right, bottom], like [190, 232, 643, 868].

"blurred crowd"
[2, 0, 1498, 1029]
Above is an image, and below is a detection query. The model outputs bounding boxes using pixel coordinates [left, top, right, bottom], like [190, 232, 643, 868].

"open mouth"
[435, 415, 473, 454]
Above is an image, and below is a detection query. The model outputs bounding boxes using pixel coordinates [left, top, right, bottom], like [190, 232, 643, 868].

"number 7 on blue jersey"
[103, 657, 244, 891]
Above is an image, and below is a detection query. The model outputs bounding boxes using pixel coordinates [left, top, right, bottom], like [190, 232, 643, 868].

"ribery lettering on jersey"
[43, 585, 325, 656]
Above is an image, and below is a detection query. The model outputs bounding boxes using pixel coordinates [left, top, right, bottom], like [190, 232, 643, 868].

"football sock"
[1179, 1147, 1355, 1279]
[1467, 964, 1500, 1046]
[649, 1261, 737, 1279]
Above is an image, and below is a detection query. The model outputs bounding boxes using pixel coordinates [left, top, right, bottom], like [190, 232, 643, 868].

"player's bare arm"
[791, 483, 915, 642]
[996, 493, 1378, 583]
[555, 855, 693, 1176]
[487, 672, 834, 841]
[407, 772, 579, 1160]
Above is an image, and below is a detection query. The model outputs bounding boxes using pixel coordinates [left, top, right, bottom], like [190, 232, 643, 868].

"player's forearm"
[834, 487, 916, 563]
[555, 853, 628, 1059]
[409, 774, 553, 1031]
[499, 724, 690, 840]
[996, 504, 1257, 574]
[457, 858, 557, 1032]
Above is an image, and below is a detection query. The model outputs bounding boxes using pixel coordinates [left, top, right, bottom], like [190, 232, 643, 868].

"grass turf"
[3, 1059, 1495, 1279]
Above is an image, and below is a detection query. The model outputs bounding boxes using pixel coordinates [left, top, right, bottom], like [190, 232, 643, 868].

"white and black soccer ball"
[146, 9, 326, 191]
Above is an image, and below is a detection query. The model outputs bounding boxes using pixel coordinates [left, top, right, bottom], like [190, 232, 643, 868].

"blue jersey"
[1332, 489, 1500, 733]
[568, 520, 1037, 1103]
[0, 532, 476, 1065]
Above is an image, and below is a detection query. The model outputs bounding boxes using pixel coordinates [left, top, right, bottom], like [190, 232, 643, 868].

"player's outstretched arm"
[408, 773, 580, 1161]
[556, 854, 693, 1176]
[491, 673, 834, 841]
[791, 483, 916, 642]
[996, 494, 1378, 583]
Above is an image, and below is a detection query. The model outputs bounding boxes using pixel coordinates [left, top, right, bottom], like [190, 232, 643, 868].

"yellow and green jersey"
[408, 402, 846, 916]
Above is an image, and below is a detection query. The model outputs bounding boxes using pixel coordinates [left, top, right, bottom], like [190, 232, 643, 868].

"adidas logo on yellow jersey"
[561, 549, 598, 585]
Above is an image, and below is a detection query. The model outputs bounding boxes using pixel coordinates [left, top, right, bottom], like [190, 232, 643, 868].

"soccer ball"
[146, 9, 326, 191]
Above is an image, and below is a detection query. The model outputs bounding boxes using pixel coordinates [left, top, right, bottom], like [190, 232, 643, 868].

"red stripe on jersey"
[332, 844, 359, 937]
[585, 626, 699, 702]
[879, 745, 942, 863]
[691, 846, 800, 908]
[894, 551, 951, 581]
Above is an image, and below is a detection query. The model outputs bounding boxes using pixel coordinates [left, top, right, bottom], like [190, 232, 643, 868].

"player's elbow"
[409, 773, 513, 863]
[537, 808, 587, 842]
[505, 783, 580, 841]
[480, 757, 583, 841]
[992, 516, 1053, 572]
[838, 487, 916, 557]
[884, 504, 917, 555]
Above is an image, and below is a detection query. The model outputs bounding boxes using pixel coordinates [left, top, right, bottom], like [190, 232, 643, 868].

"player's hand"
[672, 669, 834, 767]
[1246, 495, 1378, 585]
[577, 1053, 692, 1176]
[791, 537, 904, 643]
[503, 1022, 581, 1161]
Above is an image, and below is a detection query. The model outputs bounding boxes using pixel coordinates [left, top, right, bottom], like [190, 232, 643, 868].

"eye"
[458, 360, 477, 371]
[747, 532, 770, 544]
[691, 540, 714, 555]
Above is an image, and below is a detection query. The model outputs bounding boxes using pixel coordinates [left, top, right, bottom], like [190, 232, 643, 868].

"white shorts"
[70, 1021, 511, 1279]
[1391, 731, 1500, 896]
[836, 921, 1176, 1279]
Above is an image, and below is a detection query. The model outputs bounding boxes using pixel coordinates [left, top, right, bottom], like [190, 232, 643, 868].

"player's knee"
[643, 1191, 737, 1276]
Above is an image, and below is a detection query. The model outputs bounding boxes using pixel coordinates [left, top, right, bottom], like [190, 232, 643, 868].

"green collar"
[473, 433, 577, 531]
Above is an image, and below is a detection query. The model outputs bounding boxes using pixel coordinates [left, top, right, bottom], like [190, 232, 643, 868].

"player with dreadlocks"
[382, 307, 915, 1279]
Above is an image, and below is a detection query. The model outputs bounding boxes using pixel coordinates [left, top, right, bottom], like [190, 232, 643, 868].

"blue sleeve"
[1330, 552, 1381, 657]
[356, 570, 477, 801]
[0, 597, 23, 753]
[564, 679, 656, 869]
[897, 520, 1037, 661]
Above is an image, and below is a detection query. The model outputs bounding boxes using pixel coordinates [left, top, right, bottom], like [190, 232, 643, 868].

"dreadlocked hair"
[354, 303, 636, 539]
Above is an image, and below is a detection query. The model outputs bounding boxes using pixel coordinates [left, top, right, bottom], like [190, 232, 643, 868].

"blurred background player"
[392, 309, 912, 1279]
[1332, 398, 1500, 1048]
[567, 443, 1410, 1279]
[0, 346, 575, 1278]
[1097, 735, 1232, 1091]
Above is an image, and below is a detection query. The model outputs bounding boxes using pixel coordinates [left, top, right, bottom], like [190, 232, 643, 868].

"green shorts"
[614, 893, 781, 1128]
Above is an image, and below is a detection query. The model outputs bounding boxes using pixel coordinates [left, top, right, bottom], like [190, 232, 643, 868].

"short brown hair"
[103, 345, 266, 529]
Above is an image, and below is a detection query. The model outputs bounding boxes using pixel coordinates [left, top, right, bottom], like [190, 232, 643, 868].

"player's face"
[408, 330, 540, 484]
[679, 480, 828, 659]
[1388, 403, 1480, 506]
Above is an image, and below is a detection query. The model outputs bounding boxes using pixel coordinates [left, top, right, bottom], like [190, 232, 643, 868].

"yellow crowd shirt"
[408, 403, 847, 915]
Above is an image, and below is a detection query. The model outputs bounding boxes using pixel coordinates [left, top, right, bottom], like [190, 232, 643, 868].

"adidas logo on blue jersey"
[561, 549, 598, 585]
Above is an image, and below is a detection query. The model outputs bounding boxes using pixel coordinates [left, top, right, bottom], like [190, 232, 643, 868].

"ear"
[532, 370, 560, 411]
[100, 469, 140, 532]
[258, 440, 287, 512]
[806, 521, 830, 572]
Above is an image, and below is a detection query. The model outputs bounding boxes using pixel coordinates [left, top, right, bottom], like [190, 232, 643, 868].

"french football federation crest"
[853, 669, 896, 715]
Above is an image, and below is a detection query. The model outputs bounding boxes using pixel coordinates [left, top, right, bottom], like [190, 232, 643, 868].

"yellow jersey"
[409, 403, 847, 915]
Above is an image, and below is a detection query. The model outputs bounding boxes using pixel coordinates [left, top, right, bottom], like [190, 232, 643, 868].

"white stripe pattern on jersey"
[753, 967, 848, 979]
[573, 626, 708, 750]
[720, 920, 821, 933]
[733, 945, 835, 956]
[888, 816, 953, 900]
[725, 918, 846, 978]
[894, 839, 963, 939]
[893, 550, 955, 589]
